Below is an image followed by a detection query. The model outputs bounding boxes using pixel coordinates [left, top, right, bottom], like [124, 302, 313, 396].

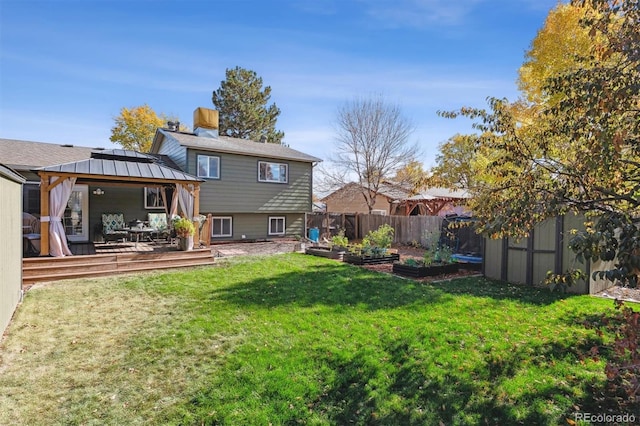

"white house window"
[197, 155, 220, 179]
[144, 187, 165, 209]
[268, 216, 285, 235]
[258, 161, 288, 183]
[212, 217, 232, 237]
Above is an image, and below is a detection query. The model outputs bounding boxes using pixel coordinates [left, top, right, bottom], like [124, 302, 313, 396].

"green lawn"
[0, 253, 618, 425]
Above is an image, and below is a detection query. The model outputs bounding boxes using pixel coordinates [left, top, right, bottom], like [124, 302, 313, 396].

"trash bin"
[309, 227, 319, 243]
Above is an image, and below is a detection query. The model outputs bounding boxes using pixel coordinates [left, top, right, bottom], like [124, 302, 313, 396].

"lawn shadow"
[208, 254, 579, 310]
[428, 276, 583, 306]
[208, 261, 454, 311]
[310, 334, 604, 425]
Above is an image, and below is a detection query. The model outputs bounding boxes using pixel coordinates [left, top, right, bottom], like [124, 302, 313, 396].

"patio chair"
[22, 212, 41, 256]
[101, 213, 128, 243]
[147, 212, 170, 242]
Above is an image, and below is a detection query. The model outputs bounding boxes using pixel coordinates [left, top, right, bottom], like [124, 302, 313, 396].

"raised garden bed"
[392, 262, 460, 278]
[343, 253, 400, 265]
[305, 246, 346, 260]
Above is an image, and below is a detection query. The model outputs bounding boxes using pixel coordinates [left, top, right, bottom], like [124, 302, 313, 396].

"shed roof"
[0, 163, 25, 183]
[155, 129, 322, 163]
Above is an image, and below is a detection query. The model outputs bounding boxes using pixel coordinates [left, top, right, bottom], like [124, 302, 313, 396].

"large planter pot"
[343, 253, 400, 265]
[392, 262, 460, 278]
[305, 246, 345, 260]
[178, 236, 194, 251]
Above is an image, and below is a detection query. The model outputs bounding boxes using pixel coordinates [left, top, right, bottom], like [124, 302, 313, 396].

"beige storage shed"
[0, 164, 25, 336]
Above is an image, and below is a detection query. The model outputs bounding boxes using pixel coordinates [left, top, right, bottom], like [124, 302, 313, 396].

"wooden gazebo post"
[38, 172, 66, 256]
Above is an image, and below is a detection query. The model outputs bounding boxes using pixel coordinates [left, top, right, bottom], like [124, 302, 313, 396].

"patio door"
[64, 185, 89, 242]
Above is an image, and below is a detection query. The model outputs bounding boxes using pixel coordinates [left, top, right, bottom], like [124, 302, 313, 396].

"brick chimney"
[193, 107, 219, 138]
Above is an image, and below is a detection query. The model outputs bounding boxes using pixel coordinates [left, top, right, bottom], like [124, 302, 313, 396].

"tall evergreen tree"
[212, 66, 284, 144]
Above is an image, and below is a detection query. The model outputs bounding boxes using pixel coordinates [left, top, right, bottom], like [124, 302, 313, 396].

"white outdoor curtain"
[177, 183, 195, 220]
[49, 176, 77, 257]
[169, 188, 179, 217]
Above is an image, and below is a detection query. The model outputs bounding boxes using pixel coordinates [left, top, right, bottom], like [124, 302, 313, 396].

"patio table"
[117, 227, 157, 249]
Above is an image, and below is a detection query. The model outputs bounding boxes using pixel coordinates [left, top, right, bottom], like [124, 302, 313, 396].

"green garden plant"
[362, 224, 394, 250]
[172, 216, 195, 238]
[329, 229, 349, 250]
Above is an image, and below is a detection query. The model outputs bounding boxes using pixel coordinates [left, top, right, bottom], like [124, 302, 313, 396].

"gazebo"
[36, 149, 203, 256]
[396, 188, 470, 216]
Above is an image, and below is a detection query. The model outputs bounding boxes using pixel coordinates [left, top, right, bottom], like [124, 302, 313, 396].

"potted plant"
[173, 216, 195, 251]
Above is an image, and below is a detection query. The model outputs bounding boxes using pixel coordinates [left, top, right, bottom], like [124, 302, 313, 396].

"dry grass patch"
[0, 270, 241, 425]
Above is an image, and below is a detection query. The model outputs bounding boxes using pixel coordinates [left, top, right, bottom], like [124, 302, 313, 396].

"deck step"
[23, 249, 215, 285]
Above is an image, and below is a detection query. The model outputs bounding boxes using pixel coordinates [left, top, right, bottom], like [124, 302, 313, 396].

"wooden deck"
[70, 240, 180, 255]
[23, 241, 216, 286]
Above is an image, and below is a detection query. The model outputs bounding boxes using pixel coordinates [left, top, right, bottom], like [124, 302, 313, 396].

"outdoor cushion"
[148, 212, 170, 240]
[101, 213, 128, 242]
[147, 212, 168, 231]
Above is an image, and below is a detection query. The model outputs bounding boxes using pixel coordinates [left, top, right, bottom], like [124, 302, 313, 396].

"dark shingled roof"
[0, 138, 98, 169]
[159, 130, 322, 163]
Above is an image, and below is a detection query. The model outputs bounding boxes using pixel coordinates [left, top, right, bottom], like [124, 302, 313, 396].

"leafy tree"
[517, 2, 603, 105]
[442, 0, 640, 285]
[110, 104, 166, 152]
[428, 134, 478, 190]
[212, 66, 284, 144]
[321, 95, 419, 213]
[393, 160, 428, 195]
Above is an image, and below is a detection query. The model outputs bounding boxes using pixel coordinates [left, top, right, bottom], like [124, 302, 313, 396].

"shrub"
[330, 229, 349, 249]
[363, 224, 394, 249]
[584, 300, 640, 410]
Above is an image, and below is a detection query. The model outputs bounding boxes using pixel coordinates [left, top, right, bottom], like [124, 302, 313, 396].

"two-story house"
[151, 107, 321, 241]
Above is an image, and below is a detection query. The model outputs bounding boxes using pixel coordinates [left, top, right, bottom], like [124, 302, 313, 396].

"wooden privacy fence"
[306, 212, 443, 245]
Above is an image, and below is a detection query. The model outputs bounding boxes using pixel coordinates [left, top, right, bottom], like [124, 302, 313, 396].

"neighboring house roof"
[38, 149, 201, 183]
[407, 187, 470, 200]
[312, 201, 326, 212]
[153, 129, 322, 163]
[321, 181, 412, 202]
[377, 182, 412, 200]
[0, 138, 100, 169]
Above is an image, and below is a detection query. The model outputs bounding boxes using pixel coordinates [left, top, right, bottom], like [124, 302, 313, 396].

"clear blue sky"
[0, 0, 559, 167]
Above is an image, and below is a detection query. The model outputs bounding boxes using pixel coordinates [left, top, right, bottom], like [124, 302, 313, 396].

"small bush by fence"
[306, 212, 443, 245]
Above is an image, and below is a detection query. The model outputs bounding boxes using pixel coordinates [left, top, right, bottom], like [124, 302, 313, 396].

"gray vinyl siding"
[207, 213, 305, 241]
[156, 136, 188, 171]
[188, 149, 313, 213]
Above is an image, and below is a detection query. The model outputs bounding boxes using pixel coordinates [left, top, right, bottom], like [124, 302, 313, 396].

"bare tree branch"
[320, 95, 420, 213]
